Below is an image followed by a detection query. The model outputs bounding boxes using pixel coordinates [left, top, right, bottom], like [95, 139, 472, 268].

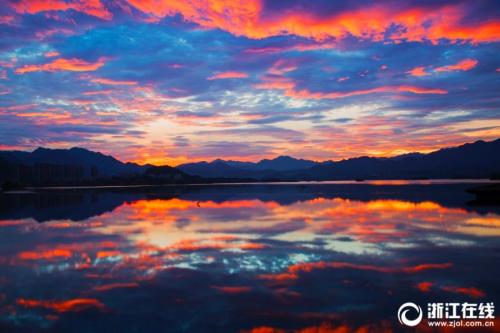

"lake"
[0, 182, 499, 332]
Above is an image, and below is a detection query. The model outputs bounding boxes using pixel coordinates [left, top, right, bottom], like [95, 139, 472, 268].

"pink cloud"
[44, 51, 60, 58]
[15, 57, 106, 74]
[125, 1, 500, 44]
[408, 66, 429, 77]
[91, 77, 137, 85]
[11, 0, 112, 20]
[17, 298, 106, 313]
[207, 71, 249, 80]
[408, 59, 478, 77]
[0, 15, 15, 25]
[255, 75, 447, 99]
[435, 58, 479, 72]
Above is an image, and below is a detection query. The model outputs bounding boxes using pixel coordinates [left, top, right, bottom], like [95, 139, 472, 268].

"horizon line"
[1, 138, 498, 168]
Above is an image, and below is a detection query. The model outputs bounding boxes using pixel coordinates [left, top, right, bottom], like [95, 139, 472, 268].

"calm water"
[0, 183, 499, 332]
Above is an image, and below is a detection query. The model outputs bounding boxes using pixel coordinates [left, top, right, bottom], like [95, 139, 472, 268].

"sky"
[0, 0, 499, 166]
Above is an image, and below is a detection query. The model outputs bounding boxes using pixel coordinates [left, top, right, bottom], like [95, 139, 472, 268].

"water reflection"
[0, 184, 499, 332]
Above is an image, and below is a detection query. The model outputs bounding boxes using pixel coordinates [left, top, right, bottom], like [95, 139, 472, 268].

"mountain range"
[177, 139, 500, 180]
[0, 138, 499, 187]
[0, 147, 194, 186]
[0, 147, 147, 177]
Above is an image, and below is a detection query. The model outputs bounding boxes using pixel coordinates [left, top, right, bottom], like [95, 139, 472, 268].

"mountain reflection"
[0, 184, 498, 332]
[1, 183, 499, 223]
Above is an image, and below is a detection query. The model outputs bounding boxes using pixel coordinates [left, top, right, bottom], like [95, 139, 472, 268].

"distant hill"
[178, 139, 500, 180]
[0, 147, 206, 187]
[304, 139, 500, 180]
[1, 139, 499, 187]
[252, 156, 316, 171]
[0, 147, 147, 179]
[177, 155, 317, 178]
[177, 160, 256, 179]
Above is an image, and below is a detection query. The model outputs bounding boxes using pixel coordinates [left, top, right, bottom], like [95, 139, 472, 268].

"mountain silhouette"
[306, 139, 500, 180]
[0, 147, 204, 187]
[177, 155, 317, 178]
[0, 139, 499, 187]
[177, 139, 500, 180]
[254, 155, 316, 171]
[0, 147, 147, 178]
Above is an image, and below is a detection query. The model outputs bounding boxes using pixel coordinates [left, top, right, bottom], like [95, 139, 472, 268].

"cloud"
[44, 51, 60, 58]
[198, 126, 306, 141]
[1, 0, 498, 163]
[125, 1, 500, 43]
[18, 249, 72, 260]
[91, 77, 137, 85]
[435, 58, 479, 72]
[408, 59, 478, 77]
[0, 15, 15, 25]
[441, 285, 486, 298]
[17, 298, 106, 313]
[211, 286, 252, 294]
[15, 57, 106, 74]
[259, 261, 452, 281]
[255, 76, 447, 99]
[207, 71, 249, 80]
[183, 140, 275, 159]
[408, 66, 429, 77]
[11, 0, 112, 20]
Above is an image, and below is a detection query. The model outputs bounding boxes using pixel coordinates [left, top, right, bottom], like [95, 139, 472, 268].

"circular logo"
[398, 302, 423, 327]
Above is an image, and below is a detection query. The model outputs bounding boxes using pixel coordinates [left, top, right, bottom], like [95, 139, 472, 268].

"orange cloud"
[246, 322, 389, 333]
[408, 66, 429, 77]
[435, 58, 478, 72]
[417, 281, 434, 292]
[18, 249, 72, 260]
[408, 59, 478, 77]
[168, 237, 265, 252]
[253, 76, 295, 90]
[207, 71, 249, 80]
[416, 282, 485, 298]
[93, 282, 139, 292]
[211, 286, 252, 294]
[245, 327, 285, 333]
[11, 0, 112, 20]
[255, 76, 447, 99]
[396, 86, 447, 95]
[260, 261, 452, 281]
[126, 0, 262, 31]
[17, 298, 106, 313]
[268, 59, 298, 75]
[44, 51, 60, 58]
[91, 77, 138, 85]
[15, 57, 106, 74]
[125, 1, 500, 43]
[96, 250, 122, 259]
[441, 286, 486, 298]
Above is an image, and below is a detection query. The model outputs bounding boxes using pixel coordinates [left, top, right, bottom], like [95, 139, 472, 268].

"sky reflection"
[0, 184, 498, 332]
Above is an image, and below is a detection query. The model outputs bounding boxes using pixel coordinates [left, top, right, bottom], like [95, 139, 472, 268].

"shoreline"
[2, 178, 497, 191]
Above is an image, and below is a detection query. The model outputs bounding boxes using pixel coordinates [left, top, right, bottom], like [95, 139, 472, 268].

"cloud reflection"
[0, 185, 498, 331]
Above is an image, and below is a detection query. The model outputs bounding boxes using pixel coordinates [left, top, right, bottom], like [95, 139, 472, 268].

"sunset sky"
[0, 0, 499, 166]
